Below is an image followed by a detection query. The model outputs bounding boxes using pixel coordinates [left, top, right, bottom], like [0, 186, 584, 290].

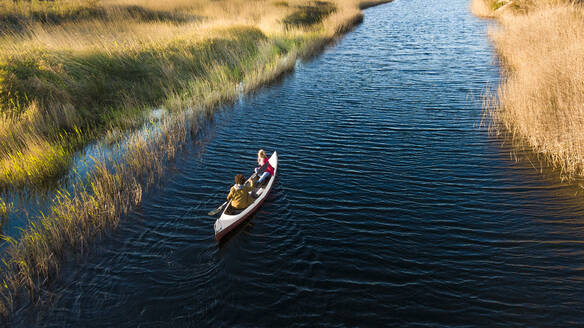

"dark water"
[17, 0, 584, 326]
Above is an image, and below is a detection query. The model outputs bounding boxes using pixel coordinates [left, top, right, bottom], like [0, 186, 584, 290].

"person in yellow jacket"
[227, 174, 256, 209]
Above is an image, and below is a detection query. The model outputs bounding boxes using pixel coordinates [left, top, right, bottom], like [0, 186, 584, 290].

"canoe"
[214, 151, 278, 241]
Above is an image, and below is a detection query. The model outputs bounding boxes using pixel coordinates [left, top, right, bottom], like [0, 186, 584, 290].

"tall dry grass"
[473, 0, 584, 180]
[0, 0, 366, 189]
[0, 0, 392, 320]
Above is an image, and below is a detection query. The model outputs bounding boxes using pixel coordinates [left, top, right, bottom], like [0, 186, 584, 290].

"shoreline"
[471, 0, 584, 182]
[0, 0, 392, 321]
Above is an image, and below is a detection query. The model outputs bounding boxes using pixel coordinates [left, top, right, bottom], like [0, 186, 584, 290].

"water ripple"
[15, 0, 584, 326]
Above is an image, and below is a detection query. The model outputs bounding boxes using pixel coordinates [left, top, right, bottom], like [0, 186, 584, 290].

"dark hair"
[235, 174, 245, 185]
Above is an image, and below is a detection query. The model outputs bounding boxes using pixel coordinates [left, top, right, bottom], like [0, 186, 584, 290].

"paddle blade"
[208, 202, 227, 216]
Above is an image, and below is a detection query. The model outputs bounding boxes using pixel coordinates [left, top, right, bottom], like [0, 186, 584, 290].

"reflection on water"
[14, 0, 584, 326]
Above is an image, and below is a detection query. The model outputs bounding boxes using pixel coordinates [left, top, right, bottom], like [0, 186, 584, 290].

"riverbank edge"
[0, 1, 381, 191]
[471, 0, 584, 181]
[0, 0, 392, 321]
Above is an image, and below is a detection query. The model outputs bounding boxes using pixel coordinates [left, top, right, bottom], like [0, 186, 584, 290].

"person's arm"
[256, 158, 268, 172]
[245, 179, 254, 189]
[227, 187, 233, 200]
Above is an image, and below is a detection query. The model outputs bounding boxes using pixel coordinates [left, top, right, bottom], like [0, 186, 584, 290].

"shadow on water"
[215, 183, 285, 248]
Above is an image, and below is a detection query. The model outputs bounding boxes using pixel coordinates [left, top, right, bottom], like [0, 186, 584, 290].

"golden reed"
[472, 0, 584, 180]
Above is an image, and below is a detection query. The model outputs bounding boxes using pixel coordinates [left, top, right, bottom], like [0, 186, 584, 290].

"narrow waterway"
[17, 0, 584, 326]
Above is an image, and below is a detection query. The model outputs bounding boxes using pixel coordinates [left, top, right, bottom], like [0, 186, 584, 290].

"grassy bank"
[472, 0, 584, 180]
[0, 0, 372, 189]
[0, 0, 391, 320]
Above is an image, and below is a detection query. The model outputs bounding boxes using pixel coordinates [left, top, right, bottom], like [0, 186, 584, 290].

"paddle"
[208, 161, 270, 216]
[208, 201, 228, 216]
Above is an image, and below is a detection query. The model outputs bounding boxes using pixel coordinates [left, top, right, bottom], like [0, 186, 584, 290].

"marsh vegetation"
[473, 0, 584, 180]
[0, 0, 390, 320]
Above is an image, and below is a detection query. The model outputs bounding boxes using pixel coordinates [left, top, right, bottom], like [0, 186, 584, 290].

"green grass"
[0, 0, 344, 190]
[273, 1, 290, 7]
[0, 28, 266, 120]
[283, 1, 336, 29]
[0, 27, 268, 189]
[0, 198, 11, 220]
[0, 128, 85, 189]
[0, 2, 197, 34]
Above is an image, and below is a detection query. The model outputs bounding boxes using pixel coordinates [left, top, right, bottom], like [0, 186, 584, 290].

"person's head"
[234, 174, 245, 185]
[257, 149, 266, 160]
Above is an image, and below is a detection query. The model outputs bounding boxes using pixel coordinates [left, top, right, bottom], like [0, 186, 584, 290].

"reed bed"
[0, 0, 391, 320]
[0, 0, 366, 189]
[473, 0, 584, 180]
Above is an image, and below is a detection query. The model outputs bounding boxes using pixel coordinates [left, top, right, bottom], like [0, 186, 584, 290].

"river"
[16, 0, 584, 326]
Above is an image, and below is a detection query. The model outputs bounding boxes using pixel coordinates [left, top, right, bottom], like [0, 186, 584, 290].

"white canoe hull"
[214, 151, 278, 241]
